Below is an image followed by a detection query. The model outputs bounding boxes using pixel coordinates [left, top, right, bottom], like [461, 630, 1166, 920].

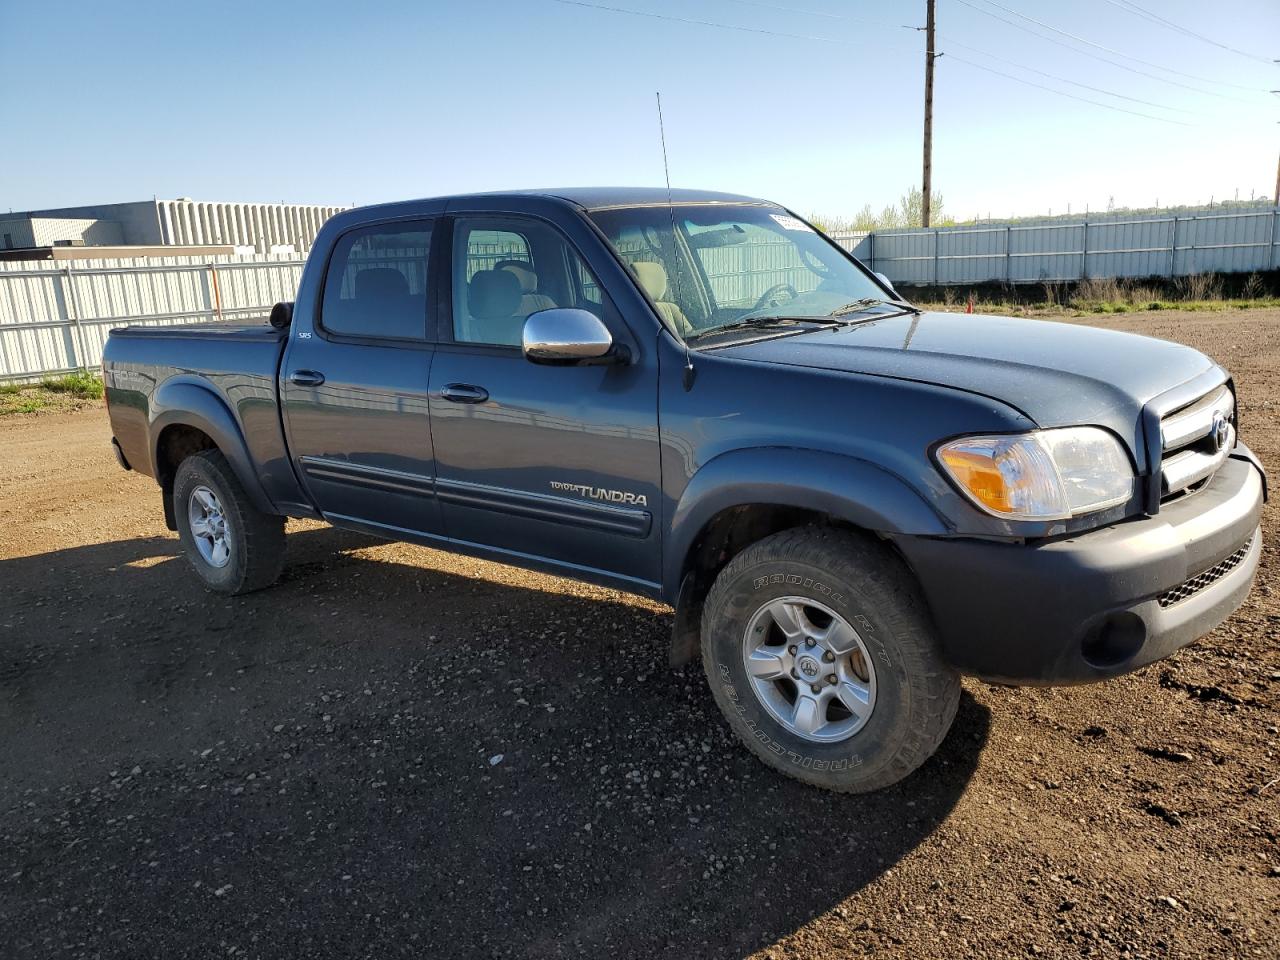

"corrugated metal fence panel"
[829, 232, 871, 259]
[1179, 211, 1275, 276]
[942, 227, 1006, 284]
[855, 206, 1280, 286]
[0, 253, 306, 380]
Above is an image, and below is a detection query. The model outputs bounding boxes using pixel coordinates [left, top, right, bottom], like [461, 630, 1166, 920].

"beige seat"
[631, 261, 693, 336]
[498, 261, 557, 315]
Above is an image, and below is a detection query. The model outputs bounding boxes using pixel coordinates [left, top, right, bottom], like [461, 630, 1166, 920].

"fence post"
[1168, 216, 1178, 278]
[200, 264, 216, 321]
[208, 264, 223, 322]
[933, 229, 940, 286]
[868, 231, 876, 273]
[1081, 220, 1089, 281]
[1264, 209, 1274, 271]
[59, 266, 87, 371]
[1005, 225, 1012, 283]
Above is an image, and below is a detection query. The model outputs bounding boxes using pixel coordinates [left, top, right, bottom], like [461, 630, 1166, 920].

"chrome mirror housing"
[522, 308, 623, 365]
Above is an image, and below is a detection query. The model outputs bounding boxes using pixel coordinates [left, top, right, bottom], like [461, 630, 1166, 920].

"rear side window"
[321, 222, 432, 340]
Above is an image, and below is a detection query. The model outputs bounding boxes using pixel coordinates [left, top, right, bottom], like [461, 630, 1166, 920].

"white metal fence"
[3, 204, 1278, 381]
[0, 254, 305, 381]
[831, 206, 1280, 287]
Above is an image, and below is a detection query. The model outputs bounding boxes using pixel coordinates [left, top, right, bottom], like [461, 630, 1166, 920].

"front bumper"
[895, 448, 1266, 685]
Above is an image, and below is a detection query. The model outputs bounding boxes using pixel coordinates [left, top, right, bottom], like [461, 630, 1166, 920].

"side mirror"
[269, 301, 294, 330]
[522, 308, 627, 365]
[874, 272, 899, 296]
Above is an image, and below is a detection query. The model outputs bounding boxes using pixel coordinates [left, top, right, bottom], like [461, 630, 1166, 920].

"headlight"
[935, 427, 1134, 520]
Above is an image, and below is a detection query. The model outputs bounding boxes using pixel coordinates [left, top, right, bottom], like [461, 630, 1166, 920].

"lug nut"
[810, 684, 822, 694]
[822, 651, 834, 662]
[827, 674, 838, 685]
[805, 638, 816, 648]
[788, 645, 797, 655]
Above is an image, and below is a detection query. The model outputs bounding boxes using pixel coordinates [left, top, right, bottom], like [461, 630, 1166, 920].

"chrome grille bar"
[1161, 423, 1235, 494]
[1161, 385, 1233, 452]
[1159, 383, 1236, 499]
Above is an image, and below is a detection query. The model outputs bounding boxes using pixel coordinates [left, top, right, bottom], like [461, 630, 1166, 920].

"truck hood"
[714, 311, 1217, 431]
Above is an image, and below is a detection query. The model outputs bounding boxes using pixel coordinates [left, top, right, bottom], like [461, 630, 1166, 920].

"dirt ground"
[1, 308, 1277, 959]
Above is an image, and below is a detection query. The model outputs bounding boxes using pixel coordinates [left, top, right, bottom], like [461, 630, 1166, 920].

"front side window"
[588, 205, 886, 339]
[452, 217, 605, 347]
[321, 222, 432, 340]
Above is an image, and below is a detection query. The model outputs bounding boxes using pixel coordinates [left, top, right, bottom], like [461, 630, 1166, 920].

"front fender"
[150, 378, 276, 515]
[663, 446, 949, 599]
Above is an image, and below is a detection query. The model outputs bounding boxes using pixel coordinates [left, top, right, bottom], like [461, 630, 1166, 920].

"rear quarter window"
[321, 222, 433, 340]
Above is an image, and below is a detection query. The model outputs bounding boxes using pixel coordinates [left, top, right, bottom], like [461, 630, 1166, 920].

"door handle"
[289, 370, 325, 387]
[441, 383, 489, 404]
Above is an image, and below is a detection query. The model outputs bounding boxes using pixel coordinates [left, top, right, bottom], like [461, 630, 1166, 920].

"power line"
[551, 0, 1202, 125]
[756, 0, 1195, 114]
[937, 33, 1191, 113]
[955, 0, 1266, 97]
[1100, 0, 1275, 65]
[946, 54, 1191, 126]
[720, 0, 868, 23]
[551, 0, 871, 47]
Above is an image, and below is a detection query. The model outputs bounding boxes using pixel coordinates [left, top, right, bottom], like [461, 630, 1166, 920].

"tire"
[701, 527, 960, 793]
[173, 449, 286, 595]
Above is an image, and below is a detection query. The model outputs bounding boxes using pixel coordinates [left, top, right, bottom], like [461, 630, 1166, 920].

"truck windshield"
[588, 204, 888, 341]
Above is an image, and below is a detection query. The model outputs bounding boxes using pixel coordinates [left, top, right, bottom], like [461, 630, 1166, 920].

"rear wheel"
[173, 450, 285, 595]
[701, 527, 960, 793]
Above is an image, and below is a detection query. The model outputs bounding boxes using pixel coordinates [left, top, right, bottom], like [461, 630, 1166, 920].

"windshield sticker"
[770, 214, 814, 233]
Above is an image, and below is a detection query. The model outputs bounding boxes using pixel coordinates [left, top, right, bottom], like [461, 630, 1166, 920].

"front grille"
[1159, 384, 1235, 500]
[1156, 536, 1253, 608]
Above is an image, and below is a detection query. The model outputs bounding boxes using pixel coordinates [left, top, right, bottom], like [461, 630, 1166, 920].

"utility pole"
[1272, 84, 1279, 206]
[922, 0, 937, 228]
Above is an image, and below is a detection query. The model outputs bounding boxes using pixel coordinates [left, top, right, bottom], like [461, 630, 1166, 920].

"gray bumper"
[895, 448, 1266, 685]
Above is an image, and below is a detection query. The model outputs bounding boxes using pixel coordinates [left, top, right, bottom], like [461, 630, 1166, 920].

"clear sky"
[1, 0, 1276, 221]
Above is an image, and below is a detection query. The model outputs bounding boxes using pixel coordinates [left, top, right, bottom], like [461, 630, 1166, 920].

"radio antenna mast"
[657, 91, 696, 391]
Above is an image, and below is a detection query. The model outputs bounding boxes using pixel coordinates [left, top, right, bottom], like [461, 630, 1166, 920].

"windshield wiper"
[829, 297, 922, 317]
[685, 316, 842, 343]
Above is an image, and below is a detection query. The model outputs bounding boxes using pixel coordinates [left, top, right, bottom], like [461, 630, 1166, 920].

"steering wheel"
[751, 283, 798, 312]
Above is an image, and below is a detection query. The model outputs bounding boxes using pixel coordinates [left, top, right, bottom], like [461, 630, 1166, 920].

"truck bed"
[102, 318, 304, 515]
[108, 319, 285, 342]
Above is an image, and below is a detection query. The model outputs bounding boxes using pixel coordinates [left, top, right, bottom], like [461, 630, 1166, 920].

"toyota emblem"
[1211, 412, 1230, 453]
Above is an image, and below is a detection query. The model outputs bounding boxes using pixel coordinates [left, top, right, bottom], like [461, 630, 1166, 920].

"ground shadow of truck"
[0, 526, 990, 958]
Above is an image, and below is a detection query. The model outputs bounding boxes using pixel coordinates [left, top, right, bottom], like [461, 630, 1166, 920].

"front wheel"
[701, 528, 960, 793]
[173, 449, 286, 595]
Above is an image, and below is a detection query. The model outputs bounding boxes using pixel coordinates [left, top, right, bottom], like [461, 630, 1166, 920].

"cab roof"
[444, 187, 772, 210]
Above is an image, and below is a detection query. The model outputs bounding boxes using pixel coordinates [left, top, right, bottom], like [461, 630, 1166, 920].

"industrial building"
[0, 199, 348, 255]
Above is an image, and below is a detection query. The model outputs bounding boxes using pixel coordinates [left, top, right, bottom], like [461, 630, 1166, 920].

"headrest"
[632, 260, 669, 301]
[469, 269, 522, 320]
[496, 260, 538, 294]
[355, 267, 409, 300]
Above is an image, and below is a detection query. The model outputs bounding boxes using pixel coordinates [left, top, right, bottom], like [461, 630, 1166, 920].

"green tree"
[899, 186, 947, 228]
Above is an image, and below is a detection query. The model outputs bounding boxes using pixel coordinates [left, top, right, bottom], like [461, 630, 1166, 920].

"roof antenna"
[657, 91, 696, 392]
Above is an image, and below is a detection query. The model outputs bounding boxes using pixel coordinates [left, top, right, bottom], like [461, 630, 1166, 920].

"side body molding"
[662, 446, 950, 600]
[149, 378, 278, 515]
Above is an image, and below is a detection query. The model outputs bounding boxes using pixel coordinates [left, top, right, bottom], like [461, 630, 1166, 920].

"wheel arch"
[664, 447, 949, 666]
[150, 378, 277, 523]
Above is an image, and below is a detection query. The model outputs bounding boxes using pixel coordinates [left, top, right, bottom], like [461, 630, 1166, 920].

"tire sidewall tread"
[173, 450, 285, 595]
[701, 527, 960, 793]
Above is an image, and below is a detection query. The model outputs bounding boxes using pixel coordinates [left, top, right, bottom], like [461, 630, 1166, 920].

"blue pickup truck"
[103, 188, 1267, 792]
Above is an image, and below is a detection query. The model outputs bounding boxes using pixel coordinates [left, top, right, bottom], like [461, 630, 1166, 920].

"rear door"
[281, 214, 443, 535]
[427, 207, 662, 588]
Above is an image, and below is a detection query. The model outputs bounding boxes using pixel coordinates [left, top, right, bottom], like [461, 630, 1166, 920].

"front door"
[281, 217, 442, 536]
[427, 213, 661, 588]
